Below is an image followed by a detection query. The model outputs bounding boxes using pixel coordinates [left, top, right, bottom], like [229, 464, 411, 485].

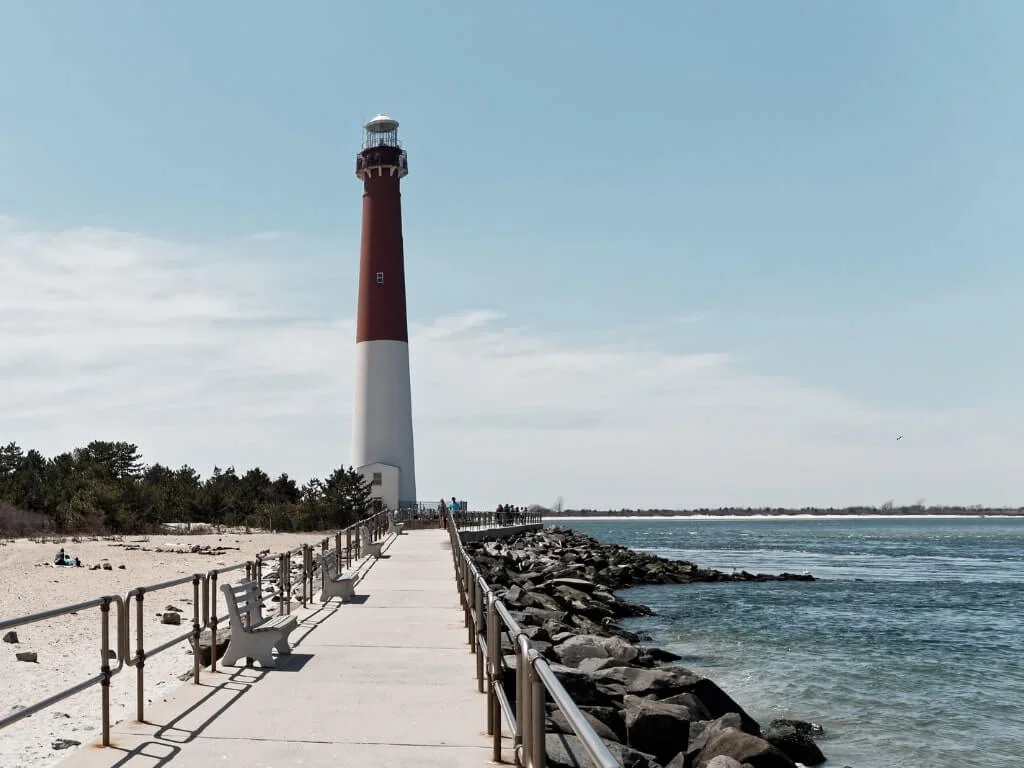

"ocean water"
[555, 517, 1024, 768]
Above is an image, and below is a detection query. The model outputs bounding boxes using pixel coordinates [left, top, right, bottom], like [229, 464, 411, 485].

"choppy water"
[555, 517, 1024, 768]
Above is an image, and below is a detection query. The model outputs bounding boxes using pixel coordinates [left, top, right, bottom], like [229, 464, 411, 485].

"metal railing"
[447, 515, 620, 768]
[0, 509, 392, 746]
[453, 510, 543, 531]
[0, 595, 124, 745]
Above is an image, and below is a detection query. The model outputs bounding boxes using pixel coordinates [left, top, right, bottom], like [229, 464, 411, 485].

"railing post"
[530, 656, 546, 768]
[278, 553, 287, 617]
[209, 572, 219, 673]
[487, 594, 502, 763]
[465, 567, 475, 644]
[475, 578, 485, 692]
[100, 597, 112, 747]
[135, 589, 145, 721]
[192, 576, 202, 684]
[321, 540, 328, 592]
[515, 635, 526, 764]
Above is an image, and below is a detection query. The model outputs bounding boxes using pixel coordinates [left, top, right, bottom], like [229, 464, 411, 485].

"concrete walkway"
[59, 528, 502, 768]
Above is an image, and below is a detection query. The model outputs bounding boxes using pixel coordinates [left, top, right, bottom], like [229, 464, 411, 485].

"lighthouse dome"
[364, 114, 399, 133]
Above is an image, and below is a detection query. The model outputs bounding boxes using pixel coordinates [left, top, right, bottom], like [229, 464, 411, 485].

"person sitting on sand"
[54, 547, 66, 565]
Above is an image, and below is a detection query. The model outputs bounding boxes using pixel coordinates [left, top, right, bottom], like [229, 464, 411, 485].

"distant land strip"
[554, 506, 1024, 517]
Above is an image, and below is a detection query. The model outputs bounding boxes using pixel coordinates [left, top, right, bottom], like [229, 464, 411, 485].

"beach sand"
[0, 529, 333, 768]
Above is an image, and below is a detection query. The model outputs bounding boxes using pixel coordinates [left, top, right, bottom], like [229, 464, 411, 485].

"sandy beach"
[0, 529, 333, 768]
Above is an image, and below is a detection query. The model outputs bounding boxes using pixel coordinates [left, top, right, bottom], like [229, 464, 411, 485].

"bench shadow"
[265, 652, 314, 671]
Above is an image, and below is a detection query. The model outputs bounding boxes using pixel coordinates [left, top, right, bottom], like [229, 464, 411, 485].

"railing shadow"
[152, 668, 261, 744]
[96, 740, 181, 768]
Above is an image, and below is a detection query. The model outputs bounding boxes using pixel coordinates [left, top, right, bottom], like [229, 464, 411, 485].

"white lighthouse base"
[350, 339, 417, 506]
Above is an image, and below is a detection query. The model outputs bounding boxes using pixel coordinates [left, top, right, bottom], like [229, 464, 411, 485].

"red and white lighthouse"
[350, 114, 416, 509]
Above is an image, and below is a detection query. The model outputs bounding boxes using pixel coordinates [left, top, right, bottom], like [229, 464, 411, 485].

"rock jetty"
[465, 526, 826, 768]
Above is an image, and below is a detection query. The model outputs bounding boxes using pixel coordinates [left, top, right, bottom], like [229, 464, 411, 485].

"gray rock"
[657, 692, 712, 721]
[15, 651, 38, 662]
[549, 707, 621, 743]
[556, 634, 641, 667]
[622, 694, 691, 765]
[161, 612, 181, 625]
[704, 757, 744, 768]
[697, 726, 795, 768]
[52, 739, 81, 750]
[593, 666, 699, 697]
[546, 732, 660, 768]
[548, 664, 627, 708]
[547, 577, 598, 592]
[762, 722, 826, 766]
[767, 719, 824, 738]
[577, 657, 624, 674]
[689, 713, 744, 754]
[3, 631, 18, 644]
[580, 706, 627, 742]
[526, 591, 564, 612]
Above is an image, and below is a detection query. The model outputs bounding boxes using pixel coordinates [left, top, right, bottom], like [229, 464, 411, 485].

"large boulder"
[580, 705, 627, 742]
[578, 657, 626, 674]
[762, 721, 826, 766]
[556, 634, 642, 668]
[527, 591, 565, 612]
[656, 692, 712, 722]
[621, 694, 691, 765]
[549, 664, 627, 708]
[696, 726, 795, 768]
[593, 666, 700, 698]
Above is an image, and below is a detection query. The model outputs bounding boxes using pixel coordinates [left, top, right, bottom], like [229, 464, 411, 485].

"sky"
[1, 1, 1022, 510]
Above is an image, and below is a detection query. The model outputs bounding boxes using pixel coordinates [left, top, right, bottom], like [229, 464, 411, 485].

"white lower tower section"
[350, 339, 417, 505]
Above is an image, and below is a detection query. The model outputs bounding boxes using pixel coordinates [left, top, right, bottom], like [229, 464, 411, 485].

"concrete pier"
[58, 528, 504, 767]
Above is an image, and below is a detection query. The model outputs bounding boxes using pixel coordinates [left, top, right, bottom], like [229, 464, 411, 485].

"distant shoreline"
[548, 511, 1024, 520]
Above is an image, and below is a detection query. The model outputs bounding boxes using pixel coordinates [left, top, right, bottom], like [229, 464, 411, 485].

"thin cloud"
[0, 219, 1019, 509]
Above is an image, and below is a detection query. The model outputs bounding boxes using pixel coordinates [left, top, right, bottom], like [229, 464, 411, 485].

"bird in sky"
[896, 435, 904, 441]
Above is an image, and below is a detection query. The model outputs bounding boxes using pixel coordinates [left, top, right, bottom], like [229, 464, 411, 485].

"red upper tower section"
[355, 115, 410, 343]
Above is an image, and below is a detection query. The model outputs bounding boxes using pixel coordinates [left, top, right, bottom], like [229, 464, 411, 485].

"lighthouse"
[350, 115, 417, 512]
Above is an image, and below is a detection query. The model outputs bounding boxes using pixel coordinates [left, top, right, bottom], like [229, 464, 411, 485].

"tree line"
[0, 440, 376, 535]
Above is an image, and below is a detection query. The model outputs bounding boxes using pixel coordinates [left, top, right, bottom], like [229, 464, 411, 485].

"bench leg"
[221, 635, 278, 668]
[320, 577, 356, 603]
[273, 629, 292, 655]
[221, 644, 241, 668]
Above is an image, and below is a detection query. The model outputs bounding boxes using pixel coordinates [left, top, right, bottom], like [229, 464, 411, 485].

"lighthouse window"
[371, 472, 382, 486]
[376, 271, 384, 285]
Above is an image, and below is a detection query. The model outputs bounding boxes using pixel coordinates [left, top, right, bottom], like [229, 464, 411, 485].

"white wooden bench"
[387, 512, 405, 536]
[318, 552, 358, 602]
[359, 524, 384, 558]
[219, 580, 298, 668]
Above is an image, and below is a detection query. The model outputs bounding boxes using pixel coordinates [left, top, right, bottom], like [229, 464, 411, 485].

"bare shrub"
[0, 502, 56, 537]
